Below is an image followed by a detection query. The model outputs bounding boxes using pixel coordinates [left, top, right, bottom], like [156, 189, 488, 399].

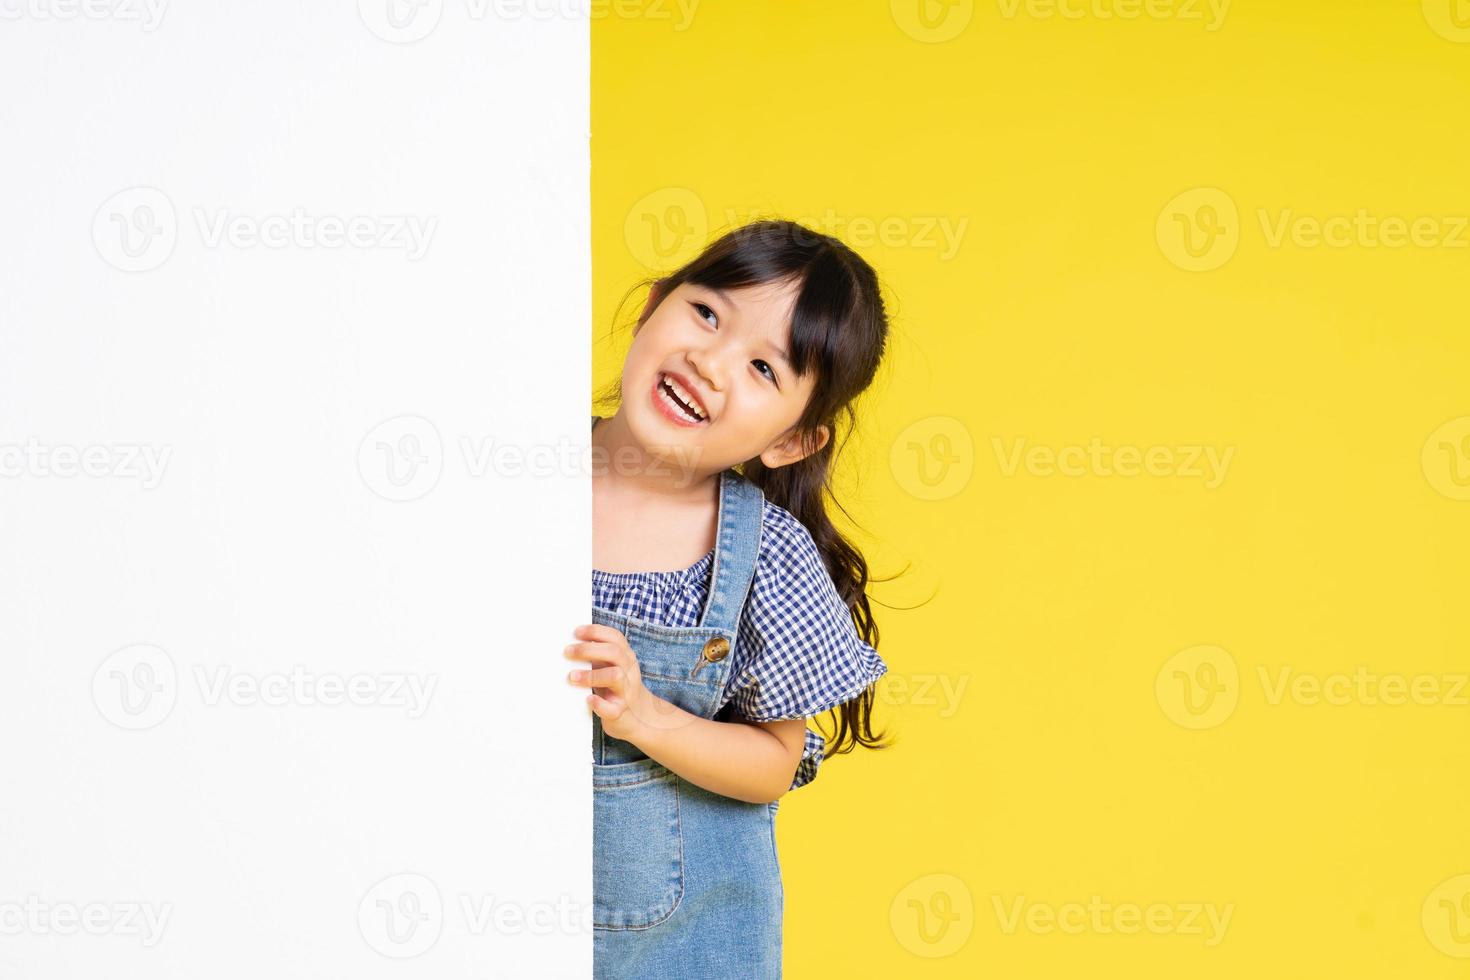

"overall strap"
[697, 468, 764, 634]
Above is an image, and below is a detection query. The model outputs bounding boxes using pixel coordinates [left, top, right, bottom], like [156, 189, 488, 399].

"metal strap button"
[691, 636, 730, 677]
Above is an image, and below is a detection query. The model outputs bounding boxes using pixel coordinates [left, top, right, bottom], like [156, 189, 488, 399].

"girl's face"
[622, 278, 829, 476]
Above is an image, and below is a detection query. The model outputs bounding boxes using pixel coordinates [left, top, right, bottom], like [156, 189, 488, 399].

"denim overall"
[590, 440, 784, 978]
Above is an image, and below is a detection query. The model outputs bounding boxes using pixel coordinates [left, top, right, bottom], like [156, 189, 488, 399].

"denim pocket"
[592, 756, 684, 930]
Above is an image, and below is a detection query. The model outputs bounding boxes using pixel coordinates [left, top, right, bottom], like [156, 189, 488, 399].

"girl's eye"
[691, 300, 778, 386]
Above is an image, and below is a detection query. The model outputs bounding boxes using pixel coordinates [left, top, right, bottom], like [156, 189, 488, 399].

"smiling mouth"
[657, 373, 708, 423]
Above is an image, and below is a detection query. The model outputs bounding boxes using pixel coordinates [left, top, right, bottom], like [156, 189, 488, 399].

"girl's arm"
[631, 710, 806, 805]
[566, 623, 807, 804]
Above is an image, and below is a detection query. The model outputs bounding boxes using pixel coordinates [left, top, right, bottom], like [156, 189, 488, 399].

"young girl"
[564, 219, 892, 979]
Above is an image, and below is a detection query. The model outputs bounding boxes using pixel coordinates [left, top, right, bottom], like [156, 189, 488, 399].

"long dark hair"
[595, 219, 898, 763]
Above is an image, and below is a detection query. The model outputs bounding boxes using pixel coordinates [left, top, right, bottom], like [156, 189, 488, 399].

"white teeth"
[661, 374, 707, 420]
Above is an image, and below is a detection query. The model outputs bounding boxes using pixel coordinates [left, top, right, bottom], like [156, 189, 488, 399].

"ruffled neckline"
[592, 547, 716, 585]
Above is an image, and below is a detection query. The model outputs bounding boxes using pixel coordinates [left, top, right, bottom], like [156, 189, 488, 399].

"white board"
[0, 5, 591, 977]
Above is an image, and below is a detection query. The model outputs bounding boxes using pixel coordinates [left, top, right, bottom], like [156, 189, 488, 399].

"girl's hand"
[564, 624, 679, 743]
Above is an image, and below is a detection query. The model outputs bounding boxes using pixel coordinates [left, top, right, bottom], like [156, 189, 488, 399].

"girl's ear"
[759, 424, 830, 470]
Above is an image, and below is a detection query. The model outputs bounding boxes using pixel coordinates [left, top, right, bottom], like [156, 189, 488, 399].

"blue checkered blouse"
[591, 497, 888, 791]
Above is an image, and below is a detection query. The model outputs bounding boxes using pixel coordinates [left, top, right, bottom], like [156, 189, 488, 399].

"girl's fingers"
[573, 624, 627, 646]
[567, 665, 625, 691]
[563, 640, 626, 667]
[585, 693, 624, 721]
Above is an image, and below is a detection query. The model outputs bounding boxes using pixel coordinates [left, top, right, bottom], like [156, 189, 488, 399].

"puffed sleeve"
[723, 503, 888, 790]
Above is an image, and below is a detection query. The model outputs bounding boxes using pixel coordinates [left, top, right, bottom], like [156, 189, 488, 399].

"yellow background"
[593, 2, 1470, 975]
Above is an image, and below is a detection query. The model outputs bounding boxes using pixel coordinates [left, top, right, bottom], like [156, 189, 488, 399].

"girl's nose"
[685, 350, 724, 394]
